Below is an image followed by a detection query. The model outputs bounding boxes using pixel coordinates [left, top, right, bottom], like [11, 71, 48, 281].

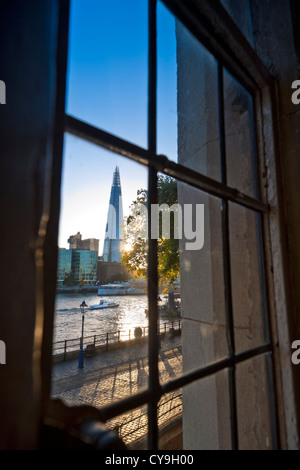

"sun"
[123, 242, 133, 253]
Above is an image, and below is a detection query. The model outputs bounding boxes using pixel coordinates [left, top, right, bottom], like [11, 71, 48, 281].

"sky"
[58, 0, 178, 254]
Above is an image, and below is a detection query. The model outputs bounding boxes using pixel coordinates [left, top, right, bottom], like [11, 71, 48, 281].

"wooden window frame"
[42, 0, 285, 450]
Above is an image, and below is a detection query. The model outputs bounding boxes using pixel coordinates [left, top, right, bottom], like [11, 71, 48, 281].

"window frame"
[43, 0, 284, 450]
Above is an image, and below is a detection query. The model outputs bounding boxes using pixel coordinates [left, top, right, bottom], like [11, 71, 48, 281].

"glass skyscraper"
[102, 166, 124, 262]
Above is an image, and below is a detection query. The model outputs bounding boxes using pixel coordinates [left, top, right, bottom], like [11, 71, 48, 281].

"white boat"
[97, 281, 145, 296]
[88, 299, 119, 310]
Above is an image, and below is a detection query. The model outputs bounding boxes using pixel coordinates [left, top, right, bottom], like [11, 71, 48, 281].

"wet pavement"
[51, 334, 183, 447]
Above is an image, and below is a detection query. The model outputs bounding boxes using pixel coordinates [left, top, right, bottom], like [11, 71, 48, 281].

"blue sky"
[59, 0, 178, 253]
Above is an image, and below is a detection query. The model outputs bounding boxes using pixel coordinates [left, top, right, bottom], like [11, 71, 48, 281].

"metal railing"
[52, 320, 181, 360]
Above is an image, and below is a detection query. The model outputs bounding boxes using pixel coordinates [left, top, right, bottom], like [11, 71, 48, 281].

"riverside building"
[57, 233, 99, 286]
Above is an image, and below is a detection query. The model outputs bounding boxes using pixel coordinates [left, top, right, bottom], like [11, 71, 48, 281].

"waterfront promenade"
[51, 333, 183, 448]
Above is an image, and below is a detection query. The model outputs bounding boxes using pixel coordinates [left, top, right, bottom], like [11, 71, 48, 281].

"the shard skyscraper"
[102, 166, 124, 262]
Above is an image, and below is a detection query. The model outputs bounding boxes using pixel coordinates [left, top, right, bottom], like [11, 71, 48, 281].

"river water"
[53, 292, 149, 343]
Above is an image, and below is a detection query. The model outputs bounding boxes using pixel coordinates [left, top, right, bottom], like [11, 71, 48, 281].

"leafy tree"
[121, 175, 179, 287]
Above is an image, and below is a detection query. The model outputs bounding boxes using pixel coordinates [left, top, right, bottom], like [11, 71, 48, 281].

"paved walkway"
[51, 334, 183, 447]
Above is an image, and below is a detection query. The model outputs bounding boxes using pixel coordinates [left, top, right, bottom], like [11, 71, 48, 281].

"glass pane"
[181, 369, 231, 450]
[236, 355, 273, 449]
[106, 405, 148, 449]
[51, 134, 150, 409]
[158, 390, 183, 450]
[224, 69, 258, 198]
[157, 1, 221, 181]
[66, 0, 148, 148]
[229, 202, 268, 353]
[154, 175, 227, 385]
[220, 0, 254, 46]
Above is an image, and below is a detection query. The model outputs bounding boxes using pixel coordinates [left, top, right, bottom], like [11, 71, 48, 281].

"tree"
[121, 175, 179, 288]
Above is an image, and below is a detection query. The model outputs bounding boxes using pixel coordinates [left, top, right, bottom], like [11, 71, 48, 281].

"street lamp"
[78, 299, 88, 369]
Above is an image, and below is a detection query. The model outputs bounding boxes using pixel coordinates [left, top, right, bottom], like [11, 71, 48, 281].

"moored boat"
[97, 281, 145, 296]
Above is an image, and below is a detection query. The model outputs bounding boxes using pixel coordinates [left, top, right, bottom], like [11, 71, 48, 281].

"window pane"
[236, 355, 273, 449]
[52, 134, 150, 409]
[106, 405, 148, 449]
[158, 390, 183, 450]
[220, 0, 254, 46]
[157, 1, 178, 163]
[157, 1, 221, 181]
[224, 69, 258, 198]
[154, 175, 227, 385]
[229, 202, 268, 353]
[66, 0, 148, 148]
[181, 369, 231, 449]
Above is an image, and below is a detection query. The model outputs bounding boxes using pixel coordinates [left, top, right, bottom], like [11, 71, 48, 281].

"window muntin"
[51, 0, 280, 450]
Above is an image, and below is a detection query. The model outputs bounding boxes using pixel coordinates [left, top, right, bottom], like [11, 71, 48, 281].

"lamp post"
[78, 299, 88, 369]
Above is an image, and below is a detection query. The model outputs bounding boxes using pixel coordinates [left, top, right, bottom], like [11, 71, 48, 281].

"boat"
[97, 281, 145, 296]
[88, 299, 119, 310]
